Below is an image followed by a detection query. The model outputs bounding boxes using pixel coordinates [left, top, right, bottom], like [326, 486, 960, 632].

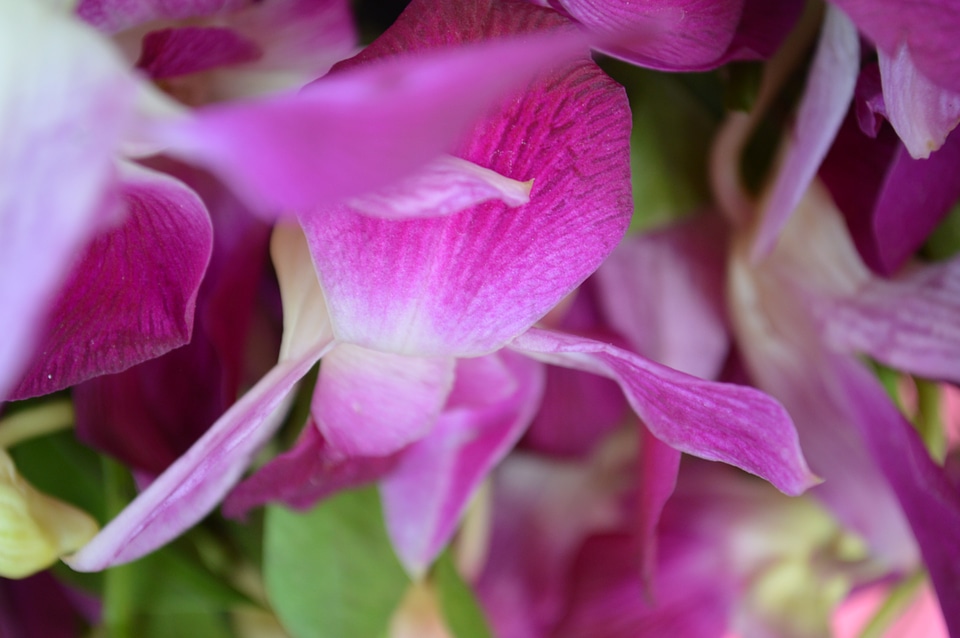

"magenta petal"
[752, 4, 859, 260]
[636, 428, 681, 596]
[510, 329, 817, 495]
[595, 215, 729, 379]
[380, 351, 545, 575]
[65, 342, 330, 571]
[77, 0, 252, 33]
[223, 419, 401, 519]
[818, 258, 960, 384]
[156, 25, 594, 213]
[9, 164, 212, 400]
[137, 27, 263, 79]
[878, 44, 960, 158]
[311, 344, 455, 457]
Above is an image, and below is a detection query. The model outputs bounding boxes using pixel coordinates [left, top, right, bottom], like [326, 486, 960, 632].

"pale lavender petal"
[0, 3, 137, 399]
[155, 20, 594, 213]
[595, 215, 729, 379]
[311, 344, 456, 457]
[223, 419, 401, 519]
[65, 341, 331, 571]
[554, 0, 743, 70]
[818, 258, 960, 384]
[830, 0, 960, 94]
[752, 4, 859, 260]
[510, 329, 817, 495]
[636, 428, 681, 594]
[77, 0, 252, 33]
[136, 27, 262, 79]
[345, 156, 532, 220]
[8, 163, 212, 400]
[878, 44, 960, 158]
[380, 351, 545, 576]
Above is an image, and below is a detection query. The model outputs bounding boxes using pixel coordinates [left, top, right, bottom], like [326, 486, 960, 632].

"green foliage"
[433, 551, 493, 638]
[264, 487, 411, 638]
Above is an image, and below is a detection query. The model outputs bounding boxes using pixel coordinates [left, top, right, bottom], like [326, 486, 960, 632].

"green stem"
[0, 400, 74, 448]
[101, 458, 138, 638]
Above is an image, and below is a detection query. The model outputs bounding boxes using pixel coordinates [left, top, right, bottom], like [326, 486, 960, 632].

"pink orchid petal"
[830, 0, 960, 94]
[721, 0, 805, 63]
[136, 27, 263, 79]
[223, 418, 402, 519]
[554, 0, 743, 70]
[9, 163, 212, 400]
[818, 258, 960, 384]
[510, 328, 817, 496]
[752, 4, 859, 260]
[596, 215, 729, 380]
[270, 222, 330, 361]
[878, 45, 960, 159]
[0, 3, 138, 399]
[833, 356, 960, 637]
[345, 155, 533, 220]
[65, 340, 331, 571]
[155, 16, 594, 214]
[77, 0, 252, 33]
[636, 428, 681, 596]
[380, 351, 545, 576]
[311, 344, 456, 458]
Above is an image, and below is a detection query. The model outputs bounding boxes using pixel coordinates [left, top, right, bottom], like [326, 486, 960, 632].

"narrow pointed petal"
[77, 0, 252, 33]
[380, 351, 545, 576]
[345, 155, 532, 220]
[510, 329, 816, 495]
[596, 215, 729, 380]
[752, 4, 859, 260]
[819, 258, 960, 384]
[636, 428, 681, 596]
[9, 163, 212, 400]
[65, 340, 331, 571]
[0, 2, 137, 399]
[878, 45, 960, 159]
[312, 345, 455, 458]
[155, 22, 593, 214]
[136, 27, 262, 79]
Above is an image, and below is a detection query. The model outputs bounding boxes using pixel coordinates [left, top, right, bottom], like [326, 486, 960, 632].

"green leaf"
[264, 487, 411, 638]
[433, 551, 492, 638]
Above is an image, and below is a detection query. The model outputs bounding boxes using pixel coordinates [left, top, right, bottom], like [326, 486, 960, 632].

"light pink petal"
[752, 4, 859, 260]
[311, 344, 456, 458]
[223, 419, 401, 519]
[510, 329, 817, 496]
[0, 3, 138, 399]
[635, 428, 681, 596]
[136, 27, 262, 79]
[380, 351, 545, 576]
[155, 20, 594, 214]
[65, 340, 331, 571]
[595, 215, 729, 380]
[345, 155, 532, 220]
[818, 258, 960, 384]
[878, 45, 960, 159]
[77, 0, 252, 33]
[830, 0, 960, 94]
[554, 0, 743, 70]
[8, 163, 212, 400]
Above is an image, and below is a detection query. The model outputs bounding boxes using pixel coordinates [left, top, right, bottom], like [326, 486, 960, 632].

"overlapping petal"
[8, 163, 212, 401]
[77, 0, 252, 33]
[510, 328, 817, 495]
[136, 26, 263, 79]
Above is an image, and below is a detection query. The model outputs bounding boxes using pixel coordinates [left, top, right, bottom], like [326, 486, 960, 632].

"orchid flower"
[66, 0, 814, 574]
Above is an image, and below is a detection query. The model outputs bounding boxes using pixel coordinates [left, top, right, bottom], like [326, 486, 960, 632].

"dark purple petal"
[381, 351, 545, 575]
[511, 329, 817, 496]
[77, 0, 253, 33]
[66, 341, 330, 571]
[752, 4, 859, 260]
[137, 27, 262, 79]
[9, 164, 212, 400]
[0, 572, 86, 638]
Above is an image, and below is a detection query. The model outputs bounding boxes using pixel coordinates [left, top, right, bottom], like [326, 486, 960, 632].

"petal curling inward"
[136, 27, 263, 79]
[155, 22, 593, 214]
[311, 344, 456, 458]
[65, 340, 331, 571]
[345, 155, 533, 220]
[510, 329, 817, 496]
[271, 223, 332, 362]
[380, 351, 545, 576]
[752, 4, 859, 260]
[9, 163, 213, 401]
[878, 44, 960, 159]
[0, 1, 137, 399]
